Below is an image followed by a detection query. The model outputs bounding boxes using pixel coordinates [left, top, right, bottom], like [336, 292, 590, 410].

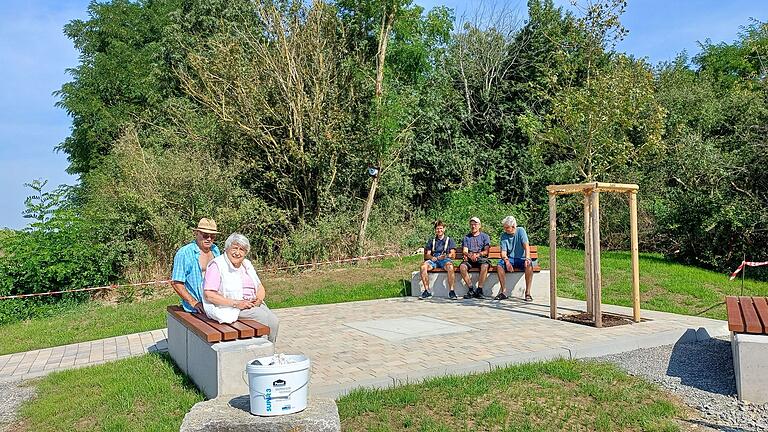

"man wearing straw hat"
[171, 218, 222, 313]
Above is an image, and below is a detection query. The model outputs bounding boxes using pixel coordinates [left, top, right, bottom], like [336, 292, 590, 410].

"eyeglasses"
[199, 232, 216, 240]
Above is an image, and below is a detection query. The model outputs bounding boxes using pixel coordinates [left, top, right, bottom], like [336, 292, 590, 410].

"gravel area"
[0, 379, 36, 432]
[592, 338, 768, 432]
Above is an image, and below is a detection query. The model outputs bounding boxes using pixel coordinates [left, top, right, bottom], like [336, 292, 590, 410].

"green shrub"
[0, 181, 122, 323]
[425, 178, 528, 245]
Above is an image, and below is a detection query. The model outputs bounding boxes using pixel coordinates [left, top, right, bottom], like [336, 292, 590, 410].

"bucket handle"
[244, 376, 309, 398]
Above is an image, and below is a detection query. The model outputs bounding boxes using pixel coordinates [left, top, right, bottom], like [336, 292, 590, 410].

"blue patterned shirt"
[171, 241, 221, 312]
[462, 232, 491, 253]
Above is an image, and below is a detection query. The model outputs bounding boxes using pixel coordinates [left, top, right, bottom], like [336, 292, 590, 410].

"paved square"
[345, 315, 474, 342]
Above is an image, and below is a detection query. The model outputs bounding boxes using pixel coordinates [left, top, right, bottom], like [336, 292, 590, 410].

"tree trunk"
[357, 4, 396, 255]
[357, 169, 379, 255]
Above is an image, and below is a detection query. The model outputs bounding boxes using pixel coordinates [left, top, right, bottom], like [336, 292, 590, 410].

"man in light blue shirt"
[494, 215, 534, 301]
[171, 218, 222, 313]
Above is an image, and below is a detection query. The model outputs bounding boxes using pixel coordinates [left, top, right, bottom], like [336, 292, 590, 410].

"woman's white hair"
[225, 233, 251, 253]
[501, 216, 517, 227]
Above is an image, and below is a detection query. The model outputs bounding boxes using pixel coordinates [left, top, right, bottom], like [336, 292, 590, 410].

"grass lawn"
[338, 358, 687, 432]
[11, 353, 203, 432]
[3, 250, 767, 355]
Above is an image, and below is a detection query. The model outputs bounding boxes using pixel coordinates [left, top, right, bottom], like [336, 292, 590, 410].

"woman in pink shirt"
[202, 233, 279, 343]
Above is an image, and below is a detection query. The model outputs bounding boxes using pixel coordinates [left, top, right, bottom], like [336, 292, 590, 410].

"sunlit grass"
[338, 358, 685, 432]
[13, 353, 202, 432]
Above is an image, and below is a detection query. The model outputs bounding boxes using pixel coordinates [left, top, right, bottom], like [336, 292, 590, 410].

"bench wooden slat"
[167, 305, 222, 343]
[739, 296, 763, 334]
[753, 297, 768, 333]
[429, 245, 541, 273]
[228, 321, 255, 338]
[191, 314, 239, 341]
[726, 296, 745, 333]
[239, 319, 271, 337]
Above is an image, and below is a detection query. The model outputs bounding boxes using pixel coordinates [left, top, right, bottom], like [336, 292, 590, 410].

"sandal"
[524, 295, 533, 302]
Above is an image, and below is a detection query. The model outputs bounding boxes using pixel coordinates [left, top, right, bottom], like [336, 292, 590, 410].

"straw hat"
[194, 218, 220, 234]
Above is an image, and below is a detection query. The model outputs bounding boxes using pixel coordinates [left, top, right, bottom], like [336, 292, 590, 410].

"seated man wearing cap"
[171, 218, 222, 313]
[459, 216, 491, 299]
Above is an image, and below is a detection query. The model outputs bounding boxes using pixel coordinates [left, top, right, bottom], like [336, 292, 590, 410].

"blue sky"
[0, 0, 766, 229]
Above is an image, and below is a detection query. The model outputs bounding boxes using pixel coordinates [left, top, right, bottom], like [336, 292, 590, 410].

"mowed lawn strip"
[0, 256, 418, 355]
[338, 358, 686, 432]
[12, 353, 203, 432]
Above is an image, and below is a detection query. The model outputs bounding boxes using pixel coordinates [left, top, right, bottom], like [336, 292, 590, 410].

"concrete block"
[180, 396, 340, 432]
[167, 312, 275, 399]
[187, 333, 219, 398]
[411, 270, 550, 299]
[214, 338, 275, 397]
[310, 376, 396, 399]
[187, 336, 275, 399]
[568, 326, 729, 360]
[167, 313, 188, 373]
[731, 332, 768, 403]
[390, 360, 491, 386]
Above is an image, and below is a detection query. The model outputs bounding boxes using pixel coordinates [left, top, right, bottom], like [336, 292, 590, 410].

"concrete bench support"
[411, 270, 550, 299]
[168, 313, 275, 399]
[731, 332, 768, 403]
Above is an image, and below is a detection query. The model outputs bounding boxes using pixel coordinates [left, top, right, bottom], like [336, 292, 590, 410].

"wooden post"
[629, 191, 641, 322]
[549, 193, 557, 319]
[591, 190, 602, 328]
[583, 192, 593, 316]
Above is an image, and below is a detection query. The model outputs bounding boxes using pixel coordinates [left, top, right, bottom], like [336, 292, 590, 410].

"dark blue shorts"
[497, 257, 527, 269]
[426, 258, 453, 269]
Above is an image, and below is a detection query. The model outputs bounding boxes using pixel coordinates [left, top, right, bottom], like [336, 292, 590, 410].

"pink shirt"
[203, 262, 257, 300]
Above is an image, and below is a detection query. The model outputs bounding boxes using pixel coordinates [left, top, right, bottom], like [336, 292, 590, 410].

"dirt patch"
[558, 312, 635, 328]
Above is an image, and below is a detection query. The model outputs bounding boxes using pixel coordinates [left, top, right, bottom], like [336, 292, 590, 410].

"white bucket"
[246, 354, 310, 416]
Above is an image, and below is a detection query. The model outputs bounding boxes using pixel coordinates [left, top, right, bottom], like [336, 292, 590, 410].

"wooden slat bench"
[414, 245, 547, 298]
[726, 295, 768, 403]
[166, 305, 274, 398]
[427, 245, 542, 273]
[167, 306, 270, 342]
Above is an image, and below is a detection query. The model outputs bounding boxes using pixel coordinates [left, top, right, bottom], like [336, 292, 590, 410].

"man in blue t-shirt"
[460, 216, 491, 299]
[170, 218, 222, 313]
[419, 220, 458, 299]
[494, 215, 534, 301]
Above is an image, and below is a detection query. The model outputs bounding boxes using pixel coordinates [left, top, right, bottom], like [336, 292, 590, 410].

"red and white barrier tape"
[0, 252, 405, 300]
[729, 260, 768, 280]
[0, 280, 172, 300]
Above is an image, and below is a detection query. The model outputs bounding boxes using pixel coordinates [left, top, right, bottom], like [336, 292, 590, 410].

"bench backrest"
[726, 296, 768, 334]
[167, 305, 270, 342]
[454, 245, 539, 261]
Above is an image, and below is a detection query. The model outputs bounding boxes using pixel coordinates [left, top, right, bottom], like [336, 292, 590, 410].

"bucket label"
[265, 388, 272, 412]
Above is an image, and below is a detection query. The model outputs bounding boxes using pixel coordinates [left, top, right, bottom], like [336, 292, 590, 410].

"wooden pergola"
[546, 182, 641, 328]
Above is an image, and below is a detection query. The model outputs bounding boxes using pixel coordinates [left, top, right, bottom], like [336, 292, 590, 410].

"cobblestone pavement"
[0, 329, 167, 382]
[0, 286, 727, 398]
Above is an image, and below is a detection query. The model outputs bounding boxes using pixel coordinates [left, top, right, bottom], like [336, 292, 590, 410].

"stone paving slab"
[0, 289, 728, 400]
[274, 295, 728, 398]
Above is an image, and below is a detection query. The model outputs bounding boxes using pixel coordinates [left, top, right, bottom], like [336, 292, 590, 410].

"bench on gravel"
[411, 245, 546, 298]
[726, 296, 768, 403]
[167, 305, 274, 399]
